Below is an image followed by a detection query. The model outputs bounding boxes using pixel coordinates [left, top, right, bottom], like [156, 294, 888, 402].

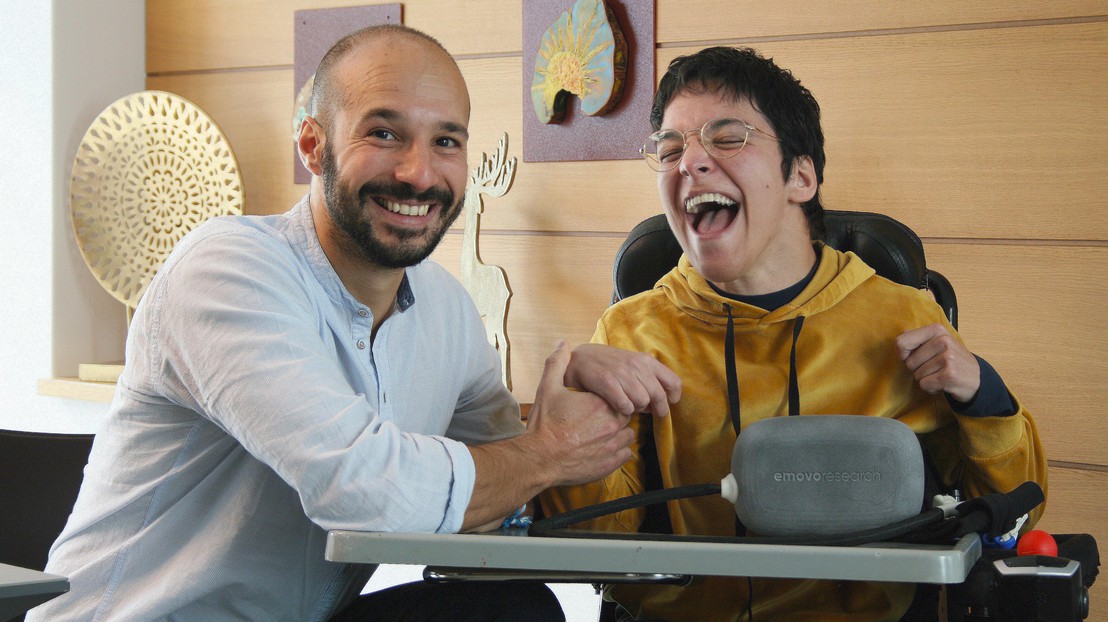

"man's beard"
[321, 144, 464, 269]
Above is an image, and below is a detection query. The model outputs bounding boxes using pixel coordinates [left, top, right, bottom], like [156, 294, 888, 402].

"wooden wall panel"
[147, 0, 293, 72]
[147, 0, 522, 73]
[927, 243, 1107, 467]
[1037, 467, 1108, 542]
[147, 0, 1106, 72]
[657, 0, 1107, 43]
[430, 232, 624, 402]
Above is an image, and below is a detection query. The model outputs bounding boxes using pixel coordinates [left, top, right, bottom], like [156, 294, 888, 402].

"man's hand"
[523, 341, 641, 487]
[464, 341, 651, 530]
[564, 343, 682, 417]
[896, 323, 981, 403]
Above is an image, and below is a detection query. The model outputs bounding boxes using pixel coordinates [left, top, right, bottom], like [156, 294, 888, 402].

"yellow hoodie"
[542, 245, 1046, 622]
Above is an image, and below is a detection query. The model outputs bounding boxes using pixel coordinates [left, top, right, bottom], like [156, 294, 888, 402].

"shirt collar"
[396, 274, 415, 312]
[288, 194, 416, 314]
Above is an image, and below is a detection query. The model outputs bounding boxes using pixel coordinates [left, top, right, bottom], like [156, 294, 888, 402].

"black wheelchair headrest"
[822, 210, 927, 289]
[613, 210, 934, 304]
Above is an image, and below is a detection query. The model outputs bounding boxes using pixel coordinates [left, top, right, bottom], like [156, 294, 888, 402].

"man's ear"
[297, 116, 325, 176]
[787, 155, 818, 204]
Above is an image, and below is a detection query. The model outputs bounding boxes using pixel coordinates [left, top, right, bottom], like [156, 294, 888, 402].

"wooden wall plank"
[1037, 467, 1108, 542]
[928, 243, 1107, 467]
[146, 0, 523, 73]
[147, 69, 297, 216]
[657, 0, 1108, 43]
[147, 0, 294, 73]
[146, 0, 1106, 72]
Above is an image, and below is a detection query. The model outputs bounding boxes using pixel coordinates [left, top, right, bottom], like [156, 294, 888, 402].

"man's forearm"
[463, 435, 553, 531]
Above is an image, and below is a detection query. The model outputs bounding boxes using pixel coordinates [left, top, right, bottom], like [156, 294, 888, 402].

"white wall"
[0, 0, 144, 432]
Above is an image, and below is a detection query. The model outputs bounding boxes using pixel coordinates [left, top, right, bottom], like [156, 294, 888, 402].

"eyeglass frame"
[639, 117, 780, 172]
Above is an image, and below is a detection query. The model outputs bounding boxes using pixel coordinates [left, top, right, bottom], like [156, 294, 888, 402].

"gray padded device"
[728, 415, 925, 537]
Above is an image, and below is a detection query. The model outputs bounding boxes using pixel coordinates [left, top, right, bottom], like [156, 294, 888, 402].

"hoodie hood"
[659, 244, 876, 329]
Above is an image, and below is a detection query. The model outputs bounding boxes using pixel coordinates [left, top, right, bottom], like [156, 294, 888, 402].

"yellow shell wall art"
[531, 0, 627, 124]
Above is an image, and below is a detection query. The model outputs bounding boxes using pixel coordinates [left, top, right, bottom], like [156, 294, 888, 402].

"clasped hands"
[522, 341, 680, 488]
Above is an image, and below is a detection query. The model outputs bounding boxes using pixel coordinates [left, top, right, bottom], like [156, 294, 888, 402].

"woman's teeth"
[684, 192, 736, 214]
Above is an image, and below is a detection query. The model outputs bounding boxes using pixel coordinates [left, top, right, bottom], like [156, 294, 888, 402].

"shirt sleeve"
[144, 227, 480, 533]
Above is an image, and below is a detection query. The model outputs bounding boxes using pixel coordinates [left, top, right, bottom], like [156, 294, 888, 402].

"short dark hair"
[651, 47, 826, 238]
[310, 24, 454, 129]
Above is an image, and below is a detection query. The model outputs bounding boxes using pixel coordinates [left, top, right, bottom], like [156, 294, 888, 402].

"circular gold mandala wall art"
[70, 90, 244, 310]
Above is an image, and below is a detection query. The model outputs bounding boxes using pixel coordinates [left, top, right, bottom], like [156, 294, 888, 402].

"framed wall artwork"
[522, 0, 654, 162]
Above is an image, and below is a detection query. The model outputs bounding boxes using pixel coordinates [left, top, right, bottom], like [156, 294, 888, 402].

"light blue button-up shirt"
[31, 196, 523, 622]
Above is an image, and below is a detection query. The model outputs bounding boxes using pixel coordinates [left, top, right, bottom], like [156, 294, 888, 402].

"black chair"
[0, 430, 94, 572]
[612, 210, 958, 328]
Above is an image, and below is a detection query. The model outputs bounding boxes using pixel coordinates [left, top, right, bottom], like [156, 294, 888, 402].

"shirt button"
[357, 340, 366, 350]
[357, 309, 368, 317]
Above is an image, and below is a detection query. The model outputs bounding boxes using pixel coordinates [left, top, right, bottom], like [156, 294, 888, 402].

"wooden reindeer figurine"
[461, 133, 516, 390]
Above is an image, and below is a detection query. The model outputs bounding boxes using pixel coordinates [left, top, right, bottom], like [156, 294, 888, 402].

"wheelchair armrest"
[925, 269, 958, 330]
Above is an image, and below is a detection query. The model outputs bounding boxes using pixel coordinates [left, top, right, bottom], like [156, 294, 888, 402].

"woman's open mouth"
[685, 192, 738, 235]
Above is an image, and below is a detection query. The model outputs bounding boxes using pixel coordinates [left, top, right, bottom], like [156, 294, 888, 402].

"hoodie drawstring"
[723, 305, 746, 536]
[724, 304, 741, 434]
[724, 307, 806, 431]
[788, 316, 805, 417]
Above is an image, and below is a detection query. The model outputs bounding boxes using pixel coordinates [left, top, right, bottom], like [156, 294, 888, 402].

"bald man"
[31, 25, 677, 622]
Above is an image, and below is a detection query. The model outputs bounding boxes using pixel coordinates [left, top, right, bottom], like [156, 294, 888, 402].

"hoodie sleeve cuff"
[947, 355, 1016, 418]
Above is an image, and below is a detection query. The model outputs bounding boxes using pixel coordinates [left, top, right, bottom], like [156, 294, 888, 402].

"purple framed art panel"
[522, 0, 655, 162]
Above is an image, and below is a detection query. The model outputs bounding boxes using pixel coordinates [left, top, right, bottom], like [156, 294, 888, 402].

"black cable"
[530, 484, 722, 534]
[529, 484, 948, 547]
[745, 575, 753, 622]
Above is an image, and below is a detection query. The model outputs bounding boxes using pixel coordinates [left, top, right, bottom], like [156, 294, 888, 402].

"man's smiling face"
[318, 35, 471, 269]
[656, 89, 817, 295]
